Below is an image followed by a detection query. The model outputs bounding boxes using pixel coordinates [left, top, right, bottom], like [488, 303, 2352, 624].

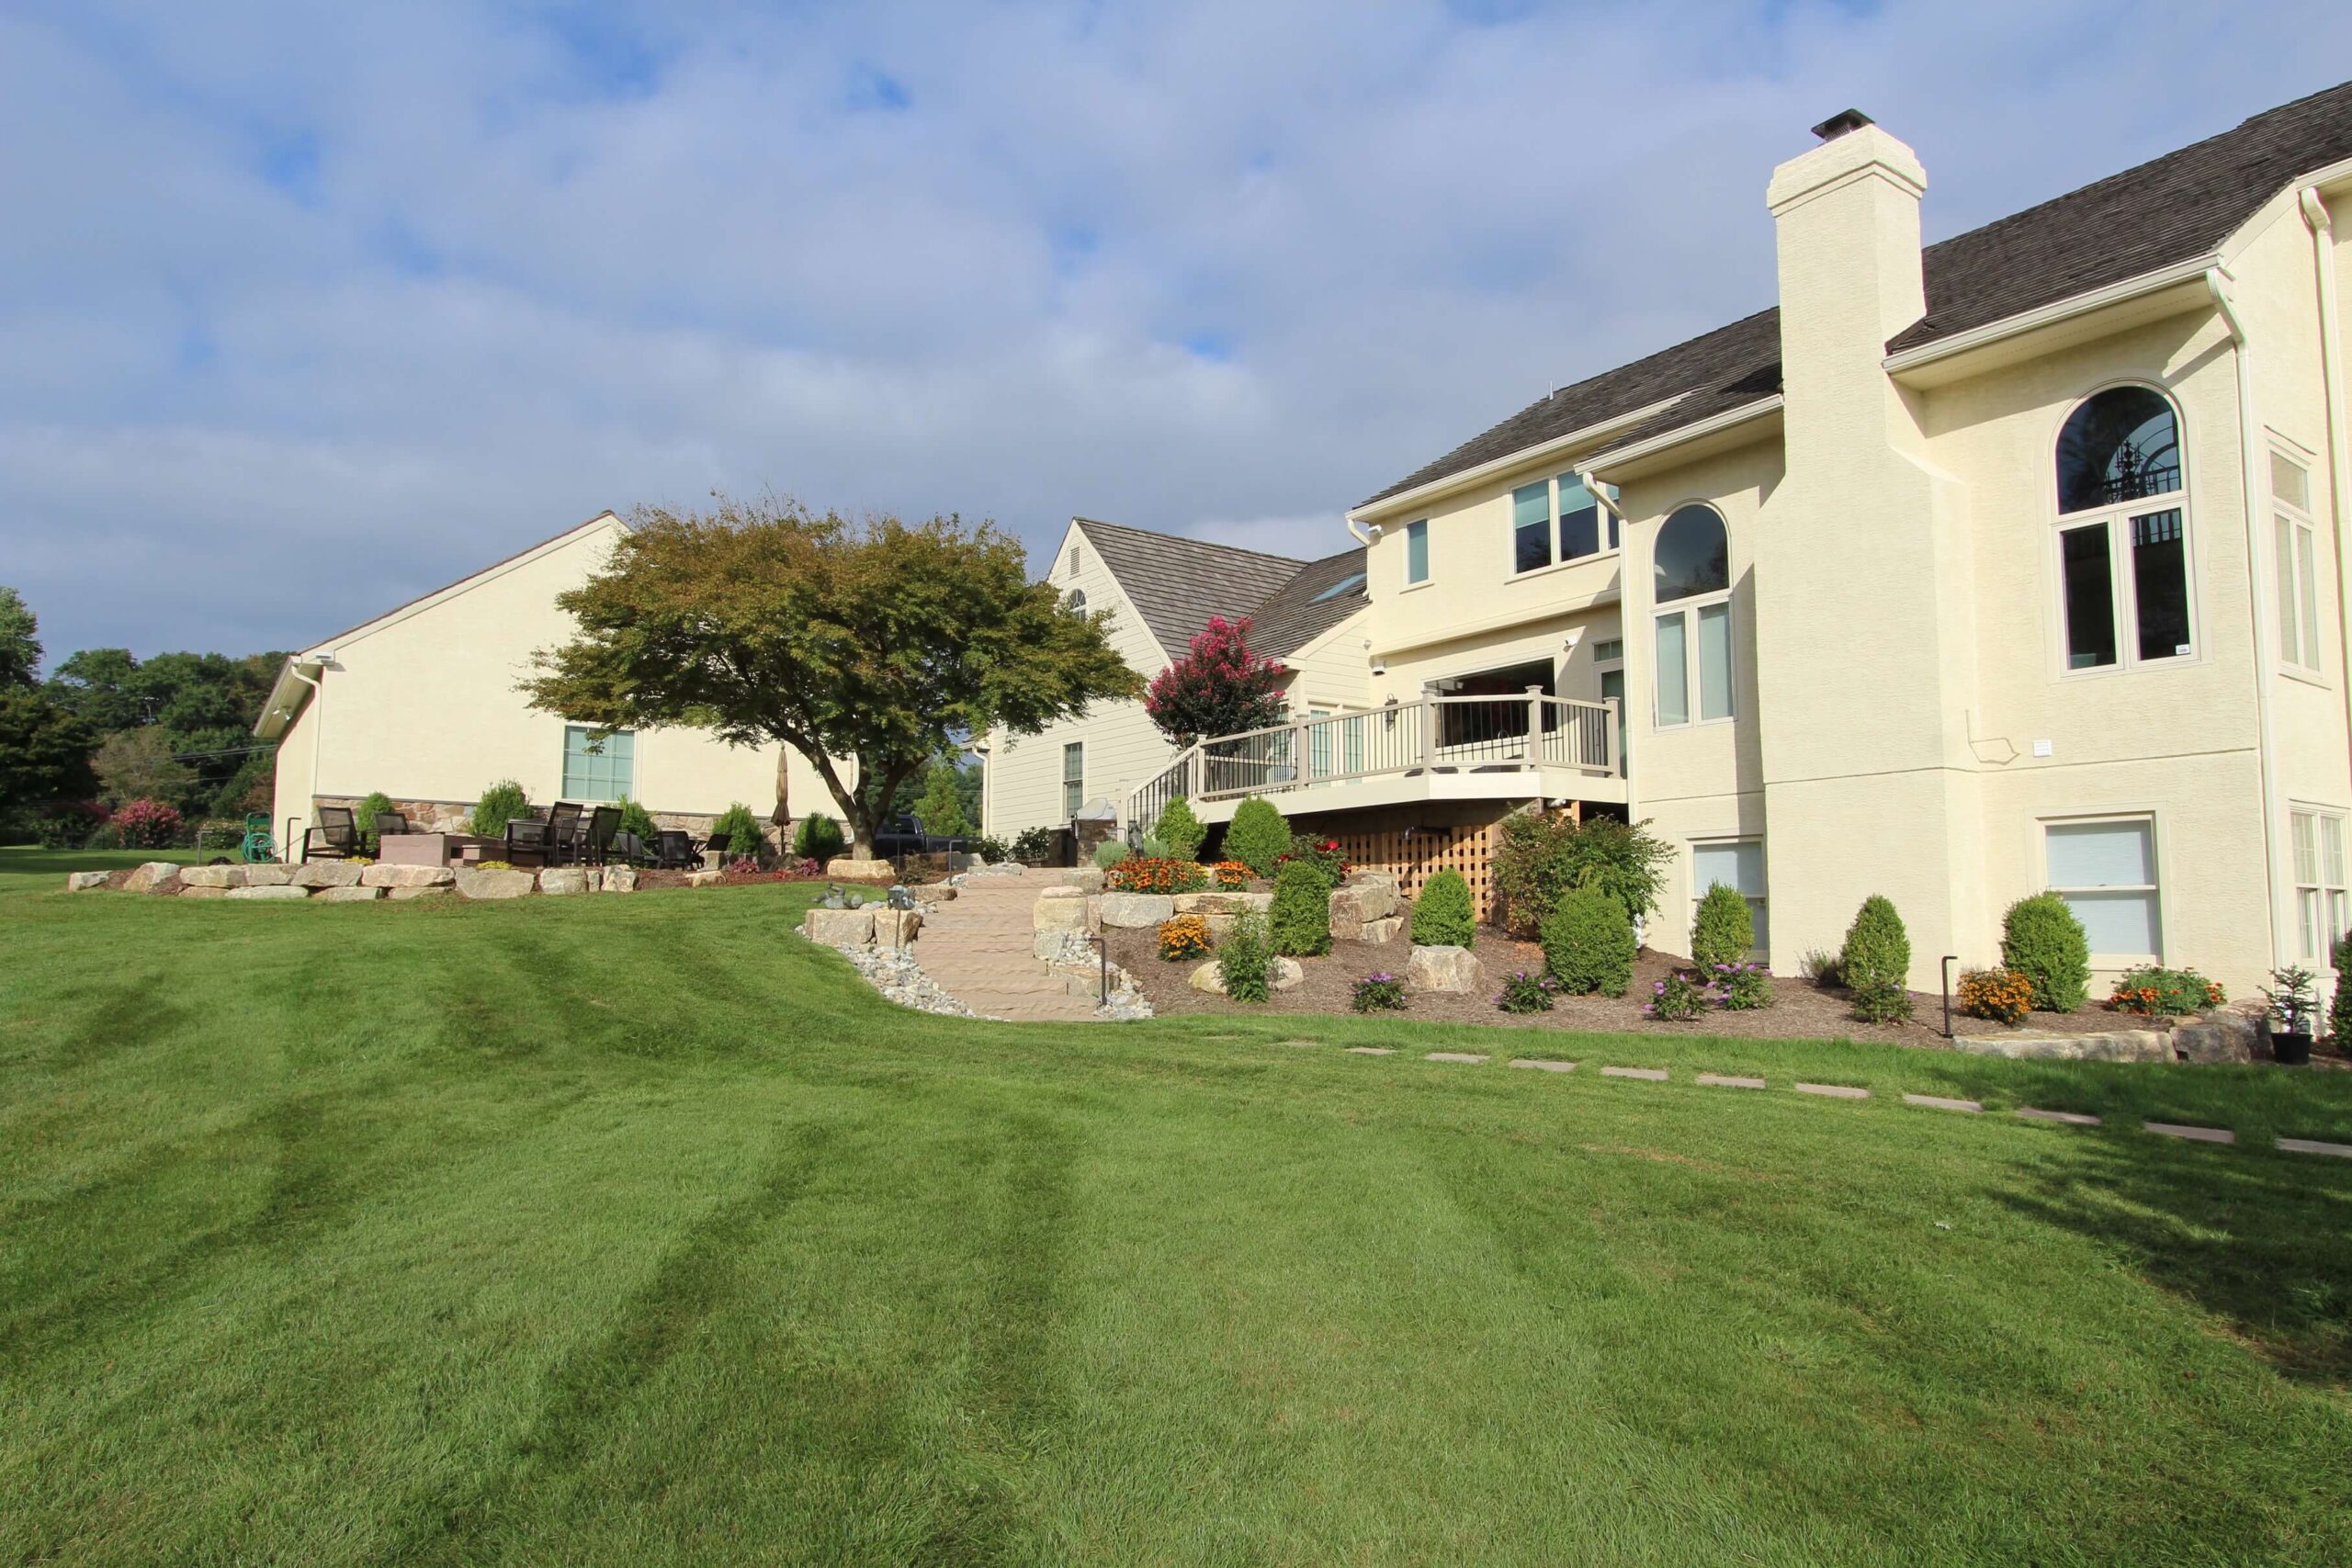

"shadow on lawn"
[1995, 1131, 2352, 1385]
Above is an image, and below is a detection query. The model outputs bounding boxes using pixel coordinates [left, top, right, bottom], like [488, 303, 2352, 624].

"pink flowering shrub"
[1144, 615, 1288, 748]
[112, 798, 185, 849]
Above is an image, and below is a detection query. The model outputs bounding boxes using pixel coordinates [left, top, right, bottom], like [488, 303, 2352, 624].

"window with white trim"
[2044, 816, 2161, 959]
[1404, 519, 1430, 585]
[1066, 589, 1087, 615]
[1691, 838, 1768, 956]
[561, 725, 634, 802]
[2052, 386, 2193, 672]
[1061, 742, 1084, 819]
[2273, 450, 2324, 672]
[1509, 473, 1621, 576]
[1652, 504, 1732, 728]
[2291, 806, 2348, 963]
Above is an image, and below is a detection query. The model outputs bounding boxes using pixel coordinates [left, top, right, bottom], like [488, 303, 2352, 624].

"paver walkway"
[914, 869, 1102, 1023]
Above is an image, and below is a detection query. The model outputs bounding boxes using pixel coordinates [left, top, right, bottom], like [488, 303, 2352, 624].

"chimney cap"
[1810, 107, 1875, 141]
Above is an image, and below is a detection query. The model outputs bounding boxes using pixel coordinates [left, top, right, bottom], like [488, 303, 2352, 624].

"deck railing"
[1127, 689, 1620, 834]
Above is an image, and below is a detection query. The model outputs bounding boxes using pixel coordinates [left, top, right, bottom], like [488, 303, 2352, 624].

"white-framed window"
[2291, 805, 2348, 963]
[1061, 741, 1084, 819]
[1067, 588, 1088, 615]
[1691, 838, 1768, 956]
[561, 725, 635, 802]
[1652, 504, 1732, 728]
[2052, 385, 2194, 673]
[1510, 473, 1621, 576]
[2044, 815, 2161, 960]
[1591, 637, 1627, 769]
[2273, 449, 2324, 673]
[1404, 519, 1430, 585]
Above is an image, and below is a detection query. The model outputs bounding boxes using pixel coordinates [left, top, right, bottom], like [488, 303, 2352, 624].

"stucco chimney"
[1766, 114, 1928, 394]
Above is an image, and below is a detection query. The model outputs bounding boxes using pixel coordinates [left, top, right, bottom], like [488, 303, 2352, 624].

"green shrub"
[2334, 934, 2352, 1055]
[354, 792, 397, 854]
[1850, 975, 1914, 1024]
[2000, 892, 2090, 1012]
[1410, 869, 1476, 948]
[1491, 809, 1673, 932]
[1496, 971, 1556, 1013]
[1217, 915, 1274, 1003]
[1690, 883, 1754, 970]
[1155, 796, 1206, 863]
[467, 780, 530, 840]
[1645, 969, 1709, 1021]
[1010, 825, 1056, 865]
[1224, 796, 1292, 879]
[710, 802, 768, 863]
[1838, 896, 1911, 991]
[1351, 972, 1407, 1013]
[1093, 839, 1130, 869]
[1270, 859, 1332, 957]
[2108, 965, 2223, 1016]
[1540, 886, 1635, 997]
[1713, 962, 1774, 1011]
[792, 812, 845, 862]
[615, 795, 660, 847]
[1799, 948, 1843, 987]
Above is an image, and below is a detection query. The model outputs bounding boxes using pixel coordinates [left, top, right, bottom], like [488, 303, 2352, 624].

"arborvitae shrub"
[2000, 892, 2090, 1012]
[354, 791, 397, 853]
[1223, 796, 1291, 879]
[615, 795, 661, 847]
[467, 780, 530, 840]
[1540, 886, 1635, 997]
[1690, 883, 1755, 970]
[792, 812, 845, 862]
[1410, 869, 1476, 948]
[1218, 915, 1274, 1003]
[1155, 796, 1206, 863]
[711, 802, 768, 863]
[1269, 859, 1333, 956]
[1840, 895, 1914, 1022]
[2334, 934, 2352, 1056]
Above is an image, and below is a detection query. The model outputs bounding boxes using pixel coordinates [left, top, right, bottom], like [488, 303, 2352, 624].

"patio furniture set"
[301, 804, 731, 872]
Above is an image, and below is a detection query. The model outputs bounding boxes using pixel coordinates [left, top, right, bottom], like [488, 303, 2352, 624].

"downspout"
[2302, 188, 2352, 790]
[1578, 468, 1638, 831]
[288, 661, 325, 854]
[2207, 267, 2293, 968]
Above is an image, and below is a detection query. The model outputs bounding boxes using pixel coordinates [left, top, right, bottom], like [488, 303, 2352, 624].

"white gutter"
[2304, 186, 2352, 806]
[2207, 266, 2292, 970]
[1577, 395, 1783, 472]
[1883, 256, 2218, 376]
[1347, 393, 1688, 525]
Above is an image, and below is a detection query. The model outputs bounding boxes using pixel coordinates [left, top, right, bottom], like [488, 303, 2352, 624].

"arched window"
[2052, 386, 2193, 671]
[1652, 504, 1734, 727]
[1066, 589, 1088, 615]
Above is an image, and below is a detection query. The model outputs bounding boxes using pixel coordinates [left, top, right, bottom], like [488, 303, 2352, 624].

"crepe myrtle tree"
[522, 498, 1141, 857]
[1145, 615, 1288, 750]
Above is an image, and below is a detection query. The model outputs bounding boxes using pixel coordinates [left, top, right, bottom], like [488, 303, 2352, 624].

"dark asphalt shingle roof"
[1073, 518, 1367, 662]
[1362, 79, 2352, 510]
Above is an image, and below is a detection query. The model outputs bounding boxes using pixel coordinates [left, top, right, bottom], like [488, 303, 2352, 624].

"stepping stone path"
[2018, 1107, 2100, 1126]
[1697, 1074, 1766, 1089]
[1600, 1066, 1668, 1081]
[1794, 1082, 1869, 1100]
[1346, 1046, 1395, 1055]
[1903, 1094, 1983, 1113]
[1427, 1052, 1488, 1065]
[2145, 1121, 2235, 1145]
[1509, 1058, 1577, 1072]
[910, 868, 1102, 1023]
[2278, 1137, 2352, 1158]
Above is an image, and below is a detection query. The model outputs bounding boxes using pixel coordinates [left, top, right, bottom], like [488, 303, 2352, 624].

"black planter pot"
[2271, 1030, 2313, 1066]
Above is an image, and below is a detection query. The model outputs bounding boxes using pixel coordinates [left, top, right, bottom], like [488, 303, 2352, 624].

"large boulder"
[289, 861, 365, 889]
[178, 863, 248, 888]
[684, 869, 724, 887]
[123, 862, 180, 894]
[1407, 942, 1483, 994]
[361, 863, 455, 889]
[825, 858, 899, 886]
[2172, 1012, 2266, 1063]
[65, 871, 110, 891]
[803, 907, 876, 947]
[1188, 955, 1305, 994]
[1060, 866, 1106, 894]
[243, 864, 295, 886]
[387, 886, 452, 900]
[1034, 886, 1098, 936]
[1171, 890, 1257, 915]
[1329, 879, 1400, 940]
[1951, 1030, 2169, 1064]
[601, 864, 639, 893]
[178, 884, 231, 899]
[875, 909, 922, 949]
[537, 867, 593, 896]
[1098, 891, 1175, 929]
[226, 884, 311, 901]
[1358, 915, 1404, 944]
[315, 886, 386, 903]
[455, 867, 535, 900]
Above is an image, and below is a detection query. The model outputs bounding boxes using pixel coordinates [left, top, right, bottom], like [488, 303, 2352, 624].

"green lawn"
[5, 846, 2351, 1565]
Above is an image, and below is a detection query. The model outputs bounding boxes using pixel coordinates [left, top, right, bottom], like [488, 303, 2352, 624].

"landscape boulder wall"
[826, 858, 899, 886]
[537, 868, 593, 896]
[1098, 892, 1175, 929]
[803, 907, 876, 948]
[65, 871, 110, 892]
[1032, 886, 1101, 959]
[454, 867, 535, 900]
[1408, 942, 1483, 994]
[225, 885, 310, 902]
[1951, 1030, 2170, 1064]
[288, 861, 365, 889]
[361, 863, 456, 889]
[122, 862, 180, 894]
[1329, 874, 1401, 941]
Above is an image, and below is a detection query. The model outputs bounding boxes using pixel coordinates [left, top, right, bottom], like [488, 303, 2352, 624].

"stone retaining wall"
[70, 860, 650, 902]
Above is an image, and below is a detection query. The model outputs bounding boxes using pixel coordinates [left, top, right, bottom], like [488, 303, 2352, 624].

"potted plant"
[2260, 965, 2318, 1066]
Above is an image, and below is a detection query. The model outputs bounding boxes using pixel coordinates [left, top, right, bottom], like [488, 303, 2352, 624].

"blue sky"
[5, 0, 2350, 660]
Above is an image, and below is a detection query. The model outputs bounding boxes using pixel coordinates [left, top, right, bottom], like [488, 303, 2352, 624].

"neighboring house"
[982, 518, 1373, 839]
[253, 511, 839, 852]
[1100, 83, 2352, 998]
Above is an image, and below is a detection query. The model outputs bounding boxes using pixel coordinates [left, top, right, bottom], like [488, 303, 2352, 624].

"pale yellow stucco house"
[254, 512, 839, 852]
[1001, 83, 2352, 999]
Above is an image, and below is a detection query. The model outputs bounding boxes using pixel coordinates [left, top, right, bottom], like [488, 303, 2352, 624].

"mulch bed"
[1104, 923, 2185, 1047]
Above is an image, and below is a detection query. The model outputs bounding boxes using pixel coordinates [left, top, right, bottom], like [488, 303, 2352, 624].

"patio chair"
[582, 805, 623, 866]
[544, 801, 585, 865]
[503, 817, 550, 868]
[702, 830, 731, 865]
[373, 810, 411, 843]
[653, 829, 701, 870]
[303, 805, 362, 861]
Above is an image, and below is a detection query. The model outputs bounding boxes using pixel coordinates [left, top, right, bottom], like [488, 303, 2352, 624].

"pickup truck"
[867, 815, 973, 860]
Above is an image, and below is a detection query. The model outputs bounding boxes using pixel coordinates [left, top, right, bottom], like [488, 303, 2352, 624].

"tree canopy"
[0, 589, 97, 823]
[0, 587, 40, 688]
[523, 498, 1140, 853]
[41, 647, 283, 817]
[1145, 615, 1288, 749]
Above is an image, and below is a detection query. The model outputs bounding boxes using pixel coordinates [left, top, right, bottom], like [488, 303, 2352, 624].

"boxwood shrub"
[1541, 886, 1635, 997]
[1269, 859, 1332, 956]
[1410, 869, 1476, 948]
[2000, 892, 2089, 1012]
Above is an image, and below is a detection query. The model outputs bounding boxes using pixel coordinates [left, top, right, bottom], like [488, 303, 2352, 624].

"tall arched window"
[1653, 504, 1734, 727]
[2052, 386, 2193, 671]
[1067, 589, 1088, 615]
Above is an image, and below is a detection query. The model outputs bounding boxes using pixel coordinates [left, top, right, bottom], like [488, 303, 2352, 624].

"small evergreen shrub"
[1410, 869, 1476, 948]
[1645, 970, 1709, 1021]
[1539, 886, 1635, 997]
[355, 792, 397, 853]
[1155, 796, 1207, 863]
[468, 780, 531, 840]
[1269, 859, 1333, 956]
[1712, 962, 1774, 1011]
[615, 795, 660, 847]
[1838, 896, 1912, 993]
[1496, 971, 1557, 1013]
[2333, 933, 2352, 1055]
[1159, 914, 1214, 961]
[1217, 916, 1274, 1003]
[1093, 839, 1130, 869]
[1351, 972, 1407, 1013]
[792, 812, 845, 862]
[2108, 965, 2224, 1016]
[1690, 883, 1755, 970]
[2000, 893, 2090, 1012]
[1850, 976, 1914, 1024]
[711, 802, 768, 864]
[1958, 967, 2033, 1026]
[1224, 796, 1292, 879]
